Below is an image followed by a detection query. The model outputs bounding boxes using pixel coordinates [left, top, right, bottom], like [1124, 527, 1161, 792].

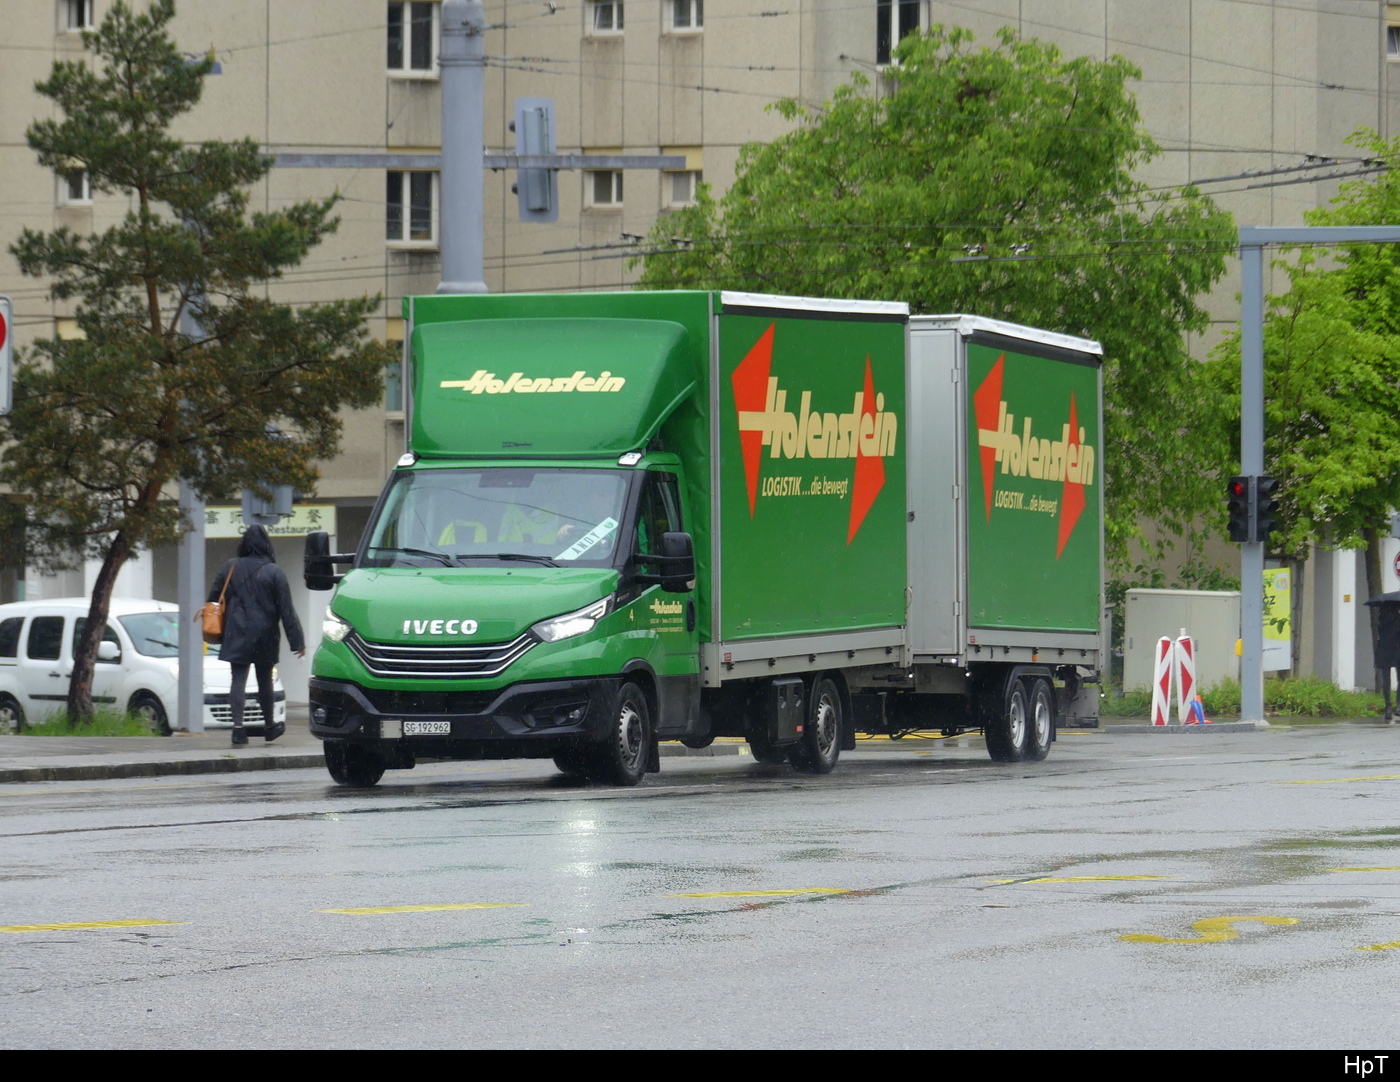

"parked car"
[0, 597, 287, 732]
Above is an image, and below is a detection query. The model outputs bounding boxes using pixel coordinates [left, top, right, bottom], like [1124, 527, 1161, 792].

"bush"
[1103, 676, 1384, 718]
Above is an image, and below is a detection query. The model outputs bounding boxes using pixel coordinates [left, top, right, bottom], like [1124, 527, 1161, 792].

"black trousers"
[229, 662, 275, 728]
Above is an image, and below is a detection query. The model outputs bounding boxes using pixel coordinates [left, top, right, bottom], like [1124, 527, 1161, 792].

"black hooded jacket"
[208, 527, 306, 667]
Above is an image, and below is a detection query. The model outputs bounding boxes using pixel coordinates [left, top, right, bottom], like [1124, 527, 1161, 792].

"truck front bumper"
[308, 676, 619, 759]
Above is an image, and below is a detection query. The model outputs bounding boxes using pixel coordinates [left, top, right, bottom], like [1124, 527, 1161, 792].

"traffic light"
[1254, 475, 1279, 545]
[1227, 475, 1252, 543]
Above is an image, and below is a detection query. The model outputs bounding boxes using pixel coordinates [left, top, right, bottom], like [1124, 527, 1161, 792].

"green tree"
[636, 26, 1234, 567]
[1205, 129, 1400, 650]
[1, 0, 392, 722]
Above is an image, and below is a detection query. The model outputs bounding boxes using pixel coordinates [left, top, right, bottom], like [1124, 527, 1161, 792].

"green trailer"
[304, 292, 1103, 786]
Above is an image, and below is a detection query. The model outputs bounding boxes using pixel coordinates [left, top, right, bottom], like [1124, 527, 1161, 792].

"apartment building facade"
[3, 1, 1399, 693]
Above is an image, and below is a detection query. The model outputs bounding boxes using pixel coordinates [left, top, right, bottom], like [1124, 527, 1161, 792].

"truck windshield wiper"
[366, 545, 455, 567]
[485, 553, 560, 567]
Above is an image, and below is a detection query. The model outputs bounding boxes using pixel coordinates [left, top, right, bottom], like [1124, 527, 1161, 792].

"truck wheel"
[790, 676, 842, 775]
[553, 750, 590, 776]
[324, 741, 385, 787]
[747, 732, 790, 764]
[985, 678, 1029, 763]
[587, 682, 650, 786]
[1025, 678, 1055, 762]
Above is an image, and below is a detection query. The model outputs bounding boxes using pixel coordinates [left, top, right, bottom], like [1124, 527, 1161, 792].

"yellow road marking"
[315, 903, 527, 915]
[1, 919, 187, 933]
[1325, 867, 1400, 873]
[1358, 940, 1400, 951]
[1120, 915, 1298, 944]
[1281, 774, 1400, 785]
[666, 888, 852, 898]
[991, 875, 1174, 885]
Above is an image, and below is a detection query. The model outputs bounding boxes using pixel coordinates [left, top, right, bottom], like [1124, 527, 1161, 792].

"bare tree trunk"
[1365, 527, 1384, 693]
[67, 532, 131, 724]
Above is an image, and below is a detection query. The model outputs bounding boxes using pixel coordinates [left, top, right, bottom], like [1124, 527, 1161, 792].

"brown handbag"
[198, 570, 231, 645]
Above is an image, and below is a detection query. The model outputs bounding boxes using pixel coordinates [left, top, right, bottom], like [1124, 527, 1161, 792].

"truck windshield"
[362, 467, 630, 569]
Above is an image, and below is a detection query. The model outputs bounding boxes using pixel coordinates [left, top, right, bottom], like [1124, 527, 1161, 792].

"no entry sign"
[0, 294, 10, 416]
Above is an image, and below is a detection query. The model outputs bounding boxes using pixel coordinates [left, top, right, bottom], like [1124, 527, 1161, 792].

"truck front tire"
[587, 681, 650, 786]
[324, 741, 385, 787]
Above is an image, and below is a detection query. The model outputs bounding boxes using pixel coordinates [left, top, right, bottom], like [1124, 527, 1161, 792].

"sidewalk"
[0, 708, 748, 784]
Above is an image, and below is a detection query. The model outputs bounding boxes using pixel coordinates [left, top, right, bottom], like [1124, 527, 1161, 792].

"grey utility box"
[1123, 588, 1240, 692]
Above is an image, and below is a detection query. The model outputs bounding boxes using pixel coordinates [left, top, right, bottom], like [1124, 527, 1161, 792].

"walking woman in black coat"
[208, 525, 306, 746]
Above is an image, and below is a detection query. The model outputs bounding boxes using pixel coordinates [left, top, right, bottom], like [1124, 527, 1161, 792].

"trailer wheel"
[324, 741, 385, 787]
[985, 678, 1029, 763]
[790, 676, 842, 775]
[1025, 678, 1055, 761]
[586, 681, 650, 786]
[746, 733, 791, 764]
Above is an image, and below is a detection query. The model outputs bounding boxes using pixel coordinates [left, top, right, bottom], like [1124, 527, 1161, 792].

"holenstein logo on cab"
[731, 322, 898, 544]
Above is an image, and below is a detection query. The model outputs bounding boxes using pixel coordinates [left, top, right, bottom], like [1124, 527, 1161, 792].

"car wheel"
[790, 675, 842, 774]
[324, 741, 385, 787]
[129, 692, 170, 736]
[552, 749, 590, 776]
[586, 682, 650, 786]
[0, 694, 24, 734]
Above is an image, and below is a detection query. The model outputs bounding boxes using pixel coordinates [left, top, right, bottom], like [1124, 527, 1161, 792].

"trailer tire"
[790, 676, 842, 775]
[1025, 678, 1055, 761]
[586, 681, 650, 786]
[985, 678, 1029, 763]
[747, 732, 790, 764]
[324, 741, 385, 787]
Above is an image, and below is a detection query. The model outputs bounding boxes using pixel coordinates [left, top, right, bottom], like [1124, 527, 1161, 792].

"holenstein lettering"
[977, 401, 1096, 486]
[738, 379, 899, 461]
[440, 370, 626, 394]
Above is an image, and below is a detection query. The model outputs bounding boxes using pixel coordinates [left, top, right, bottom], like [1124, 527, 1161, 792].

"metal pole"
[176, 475, 205, 732]
[1239, 242, 1265, 726]
[437, 0, 488, 295]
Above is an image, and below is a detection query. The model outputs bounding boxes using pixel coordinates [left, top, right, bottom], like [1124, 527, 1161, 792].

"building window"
[58, 169, 91, 205]
[589, 1, 624, 35]
[876, 0, 922, 65]
[1389, 24, 1400, 60]
[587, 170, 623, 207]
[63, 0, 94, 32]
[386, 170, 437, 244]
[665, 170, 701, 207]
[670, 0, 702, 31]
[388, 1, 437, 75]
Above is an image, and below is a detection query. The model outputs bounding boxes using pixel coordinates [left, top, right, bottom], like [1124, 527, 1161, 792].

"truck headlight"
[531, 597, 612, 643]
[322, 612, 352, 643]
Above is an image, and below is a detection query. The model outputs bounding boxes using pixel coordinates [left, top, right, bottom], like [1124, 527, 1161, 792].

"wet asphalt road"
[4, 726, 1400, 1049]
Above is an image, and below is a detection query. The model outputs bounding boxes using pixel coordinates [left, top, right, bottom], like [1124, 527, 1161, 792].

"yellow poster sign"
[1263, 567, 1292, 672]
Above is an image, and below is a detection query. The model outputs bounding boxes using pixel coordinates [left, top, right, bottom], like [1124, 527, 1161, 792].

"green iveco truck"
[304, 291, 1104, 787]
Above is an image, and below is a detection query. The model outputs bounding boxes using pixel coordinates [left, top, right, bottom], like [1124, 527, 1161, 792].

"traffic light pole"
[1237, 226, 1400, 725]
[1239, 241, 1265, 725]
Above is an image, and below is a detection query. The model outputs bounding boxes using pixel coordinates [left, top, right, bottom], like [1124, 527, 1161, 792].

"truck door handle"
[49, 671, 63, 678]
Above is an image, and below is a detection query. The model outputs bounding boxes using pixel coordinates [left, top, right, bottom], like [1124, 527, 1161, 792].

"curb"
[0, 739, 749, 785]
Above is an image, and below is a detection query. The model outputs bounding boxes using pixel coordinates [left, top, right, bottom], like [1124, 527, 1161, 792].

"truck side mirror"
[304, 531, 340, 591]
[659, 532, 695, 594]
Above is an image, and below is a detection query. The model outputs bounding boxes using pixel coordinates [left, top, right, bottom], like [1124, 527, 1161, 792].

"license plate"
[403, 721, 451, 736]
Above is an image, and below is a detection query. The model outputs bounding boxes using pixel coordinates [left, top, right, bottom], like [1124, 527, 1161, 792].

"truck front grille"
[345, 632, 535, 680]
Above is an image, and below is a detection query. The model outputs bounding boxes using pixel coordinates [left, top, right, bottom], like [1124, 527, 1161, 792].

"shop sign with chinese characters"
[204, 505, 337, 539]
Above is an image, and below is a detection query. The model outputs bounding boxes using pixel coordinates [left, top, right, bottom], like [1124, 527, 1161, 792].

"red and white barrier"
[1151, 636, 1173, 726]
[1175, 632, 1197, 723]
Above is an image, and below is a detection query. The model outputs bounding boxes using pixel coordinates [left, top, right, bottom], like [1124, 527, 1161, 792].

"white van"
[0, 597, 287, 732]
